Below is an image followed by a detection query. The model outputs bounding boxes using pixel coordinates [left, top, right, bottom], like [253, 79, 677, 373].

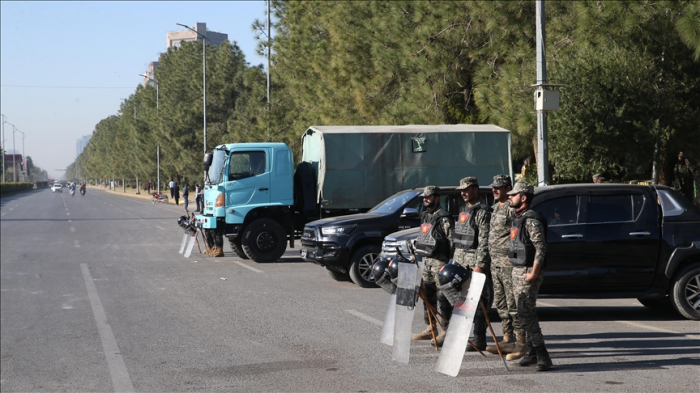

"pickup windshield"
[207, 149, 227, 184]
[369, 190, 422, 215]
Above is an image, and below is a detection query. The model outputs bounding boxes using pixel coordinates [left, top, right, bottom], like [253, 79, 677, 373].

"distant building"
[142, 22, 228, 88]
[76, 135, 91, 157]
[166, 22, 228, 49]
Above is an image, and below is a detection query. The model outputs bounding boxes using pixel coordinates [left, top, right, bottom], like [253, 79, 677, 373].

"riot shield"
[435, 271, 486, 377]
[380, 292, 397, 346]
[178, 232, 188, 254]
[392, 261, 423, 363]
[183, 232, 197, 258]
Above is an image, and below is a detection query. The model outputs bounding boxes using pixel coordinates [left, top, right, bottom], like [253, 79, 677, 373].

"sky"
[1, 1, 271, 180]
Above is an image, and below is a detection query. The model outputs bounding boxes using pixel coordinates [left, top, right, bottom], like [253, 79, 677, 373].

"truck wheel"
[228, 237, 249, 260]
[241, 218, 287, 263]
[327, 268, 350, 282]
[671, 263, 700, 321]
[349, 245, 380, 288]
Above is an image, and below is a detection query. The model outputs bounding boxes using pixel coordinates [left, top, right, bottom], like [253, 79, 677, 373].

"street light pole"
[176, 23, 207, 155]
[12, 125, 17, 182]
[1, 114, 8, 183]
[139, 73, 159, 113]
[17, 130, 26, 182]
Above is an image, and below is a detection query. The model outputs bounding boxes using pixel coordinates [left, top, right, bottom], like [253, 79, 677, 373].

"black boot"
[466, 314, 486, 351]
[519, 341, 537, 366]
[535, 344, 553, 371]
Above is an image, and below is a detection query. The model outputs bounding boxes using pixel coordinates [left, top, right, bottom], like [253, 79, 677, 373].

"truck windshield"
[207, 149, 227, 184]
[369, 190, 422, 215]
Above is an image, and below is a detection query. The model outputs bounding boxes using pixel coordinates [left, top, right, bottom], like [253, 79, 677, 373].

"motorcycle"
[151, 192, 169, 204]
[80, 188, 85, 196]
[70, 188, 75, 197]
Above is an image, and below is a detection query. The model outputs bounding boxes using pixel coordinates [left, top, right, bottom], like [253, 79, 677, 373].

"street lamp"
[16, 129, 26, 181]
[11, 125, 21, 182]
[176, 23, 207, 155]
[1, 114, 9, 183]
[139, 73, 159, 112]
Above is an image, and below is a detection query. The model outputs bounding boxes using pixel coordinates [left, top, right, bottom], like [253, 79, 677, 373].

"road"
[1, 187, 699, 392]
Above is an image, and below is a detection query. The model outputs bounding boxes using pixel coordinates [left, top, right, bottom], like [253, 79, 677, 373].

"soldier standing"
[673, 152, 694, 201]
[484, 174, 520, 357]
[452, 177, 491, 351]
[412, 186, 454, 346]
[507, 182, 552, 371]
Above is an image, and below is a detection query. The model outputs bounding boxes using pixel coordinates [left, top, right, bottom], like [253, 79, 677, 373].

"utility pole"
[267, 0, 271, 142]
[532, 0, 562, 186]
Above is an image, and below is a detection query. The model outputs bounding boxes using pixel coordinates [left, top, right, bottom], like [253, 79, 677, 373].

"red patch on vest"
[510, 228, 518, 240]
[421, 223, 432, 234]
[459, 212, 469, 223]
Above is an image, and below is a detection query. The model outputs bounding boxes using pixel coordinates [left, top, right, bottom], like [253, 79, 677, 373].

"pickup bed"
[380, 184, 700, 320]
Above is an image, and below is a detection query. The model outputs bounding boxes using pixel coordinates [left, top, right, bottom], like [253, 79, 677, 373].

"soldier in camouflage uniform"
[452, 176, 491, 351]
[412, 186, 455, 344]
[507, 181, 552, 371]
[484, 174, 520, 357]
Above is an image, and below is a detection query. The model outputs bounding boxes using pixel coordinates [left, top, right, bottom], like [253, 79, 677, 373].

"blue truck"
[195, 125, 512, 263]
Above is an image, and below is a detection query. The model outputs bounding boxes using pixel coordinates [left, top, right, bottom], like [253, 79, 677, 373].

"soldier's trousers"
[491, 264, 520, 336]
[511, 266, 545, 346]
[453, 248, 489, 335]
[421, 257, 453, 327]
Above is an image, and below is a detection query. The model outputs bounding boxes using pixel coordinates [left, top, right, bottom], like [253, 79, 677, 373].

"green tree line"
[67, 0, 700, 187]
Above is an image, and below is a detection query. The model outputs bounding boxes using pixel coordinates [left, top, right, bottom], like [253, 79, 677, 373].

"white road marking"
[140, 218, 145, 221]
[155, 225, 166, 231]
[68, 219, 72, 223]
[74, 240, 80, 248]
[80, 264, 135, 393]
[233, 261, 263, 273]
[1, 213, 5, 216]
[66, 213, 70, 216]
[9, 208, 13, 211]
[70, 227, 75, 232]
[345, 310, 384, 327]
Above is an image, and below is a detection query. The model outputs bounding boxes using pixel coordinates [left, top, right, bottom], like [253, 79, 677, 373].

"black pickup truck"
[300, 186, 493, 288]
[381, 184, 700, 320]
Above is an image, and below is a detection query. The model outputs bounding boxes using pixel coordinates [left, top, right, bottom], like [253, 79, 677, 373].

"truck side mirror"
[400, 207, 419, 218]
[203, 152, 213, 171]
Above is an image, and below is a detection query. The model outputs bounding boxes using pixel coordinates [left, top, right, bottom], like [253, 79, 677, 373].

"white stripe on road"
[66, 213, 70, 216]
[74, 240, 80, 248]
[155, 226, 166, 230]
[233, 261, 263, 273]
[68, 219, 72, 223]
[70, 227, 75, 232]
[10, 208, 13, 211]
[538, 300, 697, 337]
[80, 264, 135, 393]
[345, 310, 384, 327]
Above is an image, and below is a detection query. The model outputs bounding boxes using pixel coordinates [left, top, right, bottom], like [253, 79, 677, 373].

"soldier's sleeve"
[440, 216, 454, 253]
[475, 209, 491, 270]
[526, 218, 547, 266]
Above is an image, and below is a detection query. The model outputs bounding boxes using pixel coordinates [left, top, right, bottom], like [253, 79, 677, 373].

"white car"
[51, 183, 62, 193]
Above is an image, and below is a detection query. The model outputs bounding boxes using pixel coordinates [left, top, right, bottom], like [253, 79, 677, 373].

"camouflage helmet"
[420, 185, 440, 197]
[456, 176, 478, 190]
[506, 181, 534, 195]
[489, 174, 512, 188]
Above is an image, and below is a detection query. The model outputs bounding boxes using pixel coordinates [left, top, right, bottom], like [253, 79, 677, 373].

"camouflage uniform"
[487, 175, 520, 339]
[452, 179, 492, 350]
[420, 204, 454, 326]
[413, 186, 454, 332]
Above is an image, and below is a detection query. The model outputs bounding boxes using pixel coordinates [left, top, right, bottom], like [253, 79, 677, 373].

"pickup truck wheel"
[228, 237, 249, 260]
[349, 245, 380, 288]
[241, 218, 286, 263]
[671, 263, 700, 321]
[327, 268, 350, 282]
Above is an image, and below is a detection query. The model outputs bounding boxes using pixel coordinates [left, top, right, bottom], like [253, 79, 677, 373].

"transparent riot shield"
[380, 292, 397, 346]
[435, 271, 486, 377]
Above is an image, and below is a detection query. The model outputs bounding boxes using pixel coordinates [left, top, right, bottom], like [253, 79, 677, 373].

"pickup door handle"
[259, 187, 269, 191]
[561, 234, 583, 239]
[629, 231, 651, 236]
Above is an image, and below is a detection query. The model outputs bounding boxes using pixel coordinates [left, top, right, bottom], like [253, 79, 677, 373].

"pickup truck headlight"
[321, 224, 356, 236]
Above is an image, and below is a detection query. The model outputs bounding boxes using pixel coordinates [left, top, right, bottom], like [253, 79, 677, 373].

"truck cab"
[197, 143, 295, 262]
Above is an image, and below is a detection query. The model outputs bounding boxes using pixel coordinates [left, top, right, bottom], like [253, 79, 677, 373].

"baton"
[480, 300, 510, 372]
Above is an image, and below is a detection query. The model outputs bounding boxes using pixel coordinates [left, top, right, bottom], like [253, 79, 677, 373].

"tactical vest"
[453, 203, 487, 249]
[415, 208, 451, 257]
[508, 210, 547, 267]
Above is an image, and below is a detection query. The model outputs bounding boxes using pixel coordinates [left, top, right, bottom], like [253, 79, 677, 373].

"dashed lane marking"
[345, 310, 384, 327]
[74, 240, 80, 248]
[80, 264, 135, 393]
[155, 226, 166, 230]
[70, 227, 75, 232]
[233, 261, 264, 273]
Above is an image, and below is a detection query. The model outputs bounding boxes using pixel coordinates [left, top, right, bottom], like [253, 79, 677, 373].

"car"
[301, 186, 493, 288]
[51, 183, 62, 193]
[380, 184, 700, 320]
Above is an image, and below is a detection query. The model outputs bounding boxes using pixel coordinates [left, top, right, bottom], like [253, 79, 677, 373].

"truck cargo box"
[300, 125, 512, 210]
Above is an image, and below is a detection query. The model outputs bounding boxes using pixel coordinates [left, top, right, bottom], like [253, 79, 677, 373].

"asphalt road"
[1, 187, 699, 392]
